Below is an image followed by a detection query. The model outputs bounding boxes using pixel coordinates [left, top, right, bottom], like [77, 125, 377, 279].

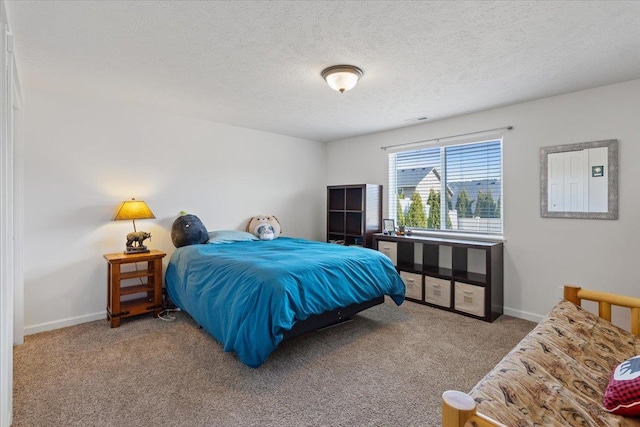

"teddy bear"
[246, 215, 282, 241]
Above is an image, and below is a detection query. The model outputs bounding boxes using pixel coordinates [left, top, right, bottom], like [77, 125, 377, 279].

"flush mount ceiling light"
[321, 65, 363, 93]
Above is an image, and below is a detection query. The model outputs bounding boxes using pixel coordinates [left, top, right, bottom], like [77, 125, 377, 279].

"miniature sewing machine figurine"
[112, 198, 156, 254]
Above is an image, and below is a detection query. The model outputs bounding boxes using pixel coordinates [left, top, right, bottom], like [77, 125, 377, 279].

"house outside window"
[388, 139, 503, 235]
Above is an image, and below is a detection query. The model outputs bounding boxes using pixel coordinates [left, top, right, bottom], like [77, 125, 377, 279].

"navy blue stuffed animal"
[171, 213, 208, 248]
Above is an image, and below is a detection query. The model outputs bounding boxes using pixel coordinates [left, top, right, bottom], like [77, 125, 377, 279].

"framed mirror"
[540, 139, 618, 219]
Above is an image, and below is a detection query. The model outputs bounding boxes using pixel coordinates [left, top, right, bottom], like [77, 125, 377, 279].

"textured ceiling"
[5, 1, 640, 142]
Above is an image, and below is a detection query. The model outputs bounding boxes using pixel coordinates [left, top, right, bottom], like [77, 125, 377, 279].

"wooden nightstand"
[104, 249, 166, 328]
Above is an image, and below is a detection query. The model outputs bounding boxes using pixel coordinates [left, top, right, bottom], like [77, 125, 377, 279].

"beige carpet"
[13, 299, 534, 426]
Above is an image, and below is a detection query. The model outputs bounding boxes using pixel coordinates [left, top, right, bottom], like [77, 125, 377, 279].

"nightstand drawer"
[399, 271, 422, 300]
[454, 282, 485, 317]
[424, 276, 450, 308]
[377, 241, 397, 266]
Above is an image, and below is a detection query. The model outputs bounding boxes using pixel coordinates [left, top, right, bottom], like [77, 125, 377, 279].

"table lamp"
[112, 198, 155, 254]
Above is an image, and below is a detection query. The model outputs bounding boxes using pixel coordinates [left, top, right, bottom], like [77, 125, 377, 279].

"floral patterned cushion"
[469, 300, 640, 426]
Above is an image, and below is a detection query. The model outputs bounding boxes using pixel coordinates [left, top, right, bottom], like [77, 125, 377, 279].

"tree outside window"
[406, 192, 426, 228]
[455, 189, 474, 218]
[474, 189, 500, 218]
[426, 189, 440, 229]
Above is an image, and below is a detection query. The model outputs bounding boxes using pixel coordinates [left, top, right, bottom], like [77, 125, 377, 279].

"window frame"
[388, 137, 504, 238]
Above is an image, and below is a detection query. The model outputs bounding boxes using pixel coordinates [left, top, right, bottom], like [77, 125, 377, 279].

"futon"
[442, 286, 640, 427]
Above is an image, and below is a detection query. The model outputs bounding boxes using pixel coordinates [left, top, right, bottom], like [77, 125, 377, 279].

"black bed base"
[281, 295, 385, 342]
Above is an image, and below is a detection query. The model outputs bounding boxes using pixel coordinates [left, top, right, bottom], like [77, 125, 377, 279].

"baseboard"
[503, 306, 544, 323]
[23, 311, 106, 336]
[22, 307, 543, 336]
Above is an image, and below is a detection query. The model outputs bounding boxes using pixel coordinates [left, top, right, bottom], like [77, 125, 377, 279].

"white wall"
[22, 88, 326, 333]
[327, 79, 640, 322]
[18, 78, 640, 331]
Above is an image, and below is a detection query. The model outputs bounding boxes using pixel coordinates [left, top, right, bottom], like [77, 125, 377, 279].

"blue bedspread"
[165, 237, 405, 367]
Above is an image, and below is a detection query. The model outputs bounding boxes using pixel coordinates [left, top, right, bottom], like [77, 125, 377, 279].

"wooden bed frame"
[441, 285, 640, 427]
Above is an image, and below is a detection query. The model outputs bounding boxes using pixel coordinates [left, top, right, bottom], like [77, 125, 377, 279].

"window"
[389, 138, 503, 235]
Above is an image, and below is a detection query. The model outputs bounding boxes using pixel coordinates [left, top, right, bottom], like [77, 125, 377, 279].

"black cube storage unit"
[373, 233, 503, 322]
[327, 184, 382, 248]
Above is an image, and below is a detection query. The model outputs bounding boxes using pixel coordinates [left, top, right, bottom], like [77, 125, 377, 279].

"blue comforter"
[165, 237, 405, 367]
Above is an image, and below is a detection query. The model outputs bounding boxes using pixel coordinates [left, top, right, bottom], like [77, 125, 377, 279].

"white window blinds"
[389, 138, 503, 234]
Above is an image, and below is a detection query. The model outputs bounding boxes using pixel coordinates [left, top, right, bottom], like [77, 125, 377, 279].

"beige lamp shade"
[112, 198, 155, 221]
[112, 198, 155, 234]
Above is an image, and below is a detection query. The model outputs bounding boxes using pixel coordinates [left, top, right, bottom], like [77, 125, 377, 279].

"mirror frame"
[540, 139, 618, 219]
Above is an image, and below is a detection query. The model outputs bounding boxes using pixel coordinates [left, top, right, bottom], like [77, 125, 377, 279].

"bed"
[442, 285, 640, 427]
[165, 236, 406, 367]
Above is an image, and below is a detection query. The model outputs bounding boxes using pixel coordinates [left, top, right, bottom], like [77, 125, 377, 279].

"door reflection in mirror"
[540, 139, 617, 220]
[548, 146, 607, 213]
